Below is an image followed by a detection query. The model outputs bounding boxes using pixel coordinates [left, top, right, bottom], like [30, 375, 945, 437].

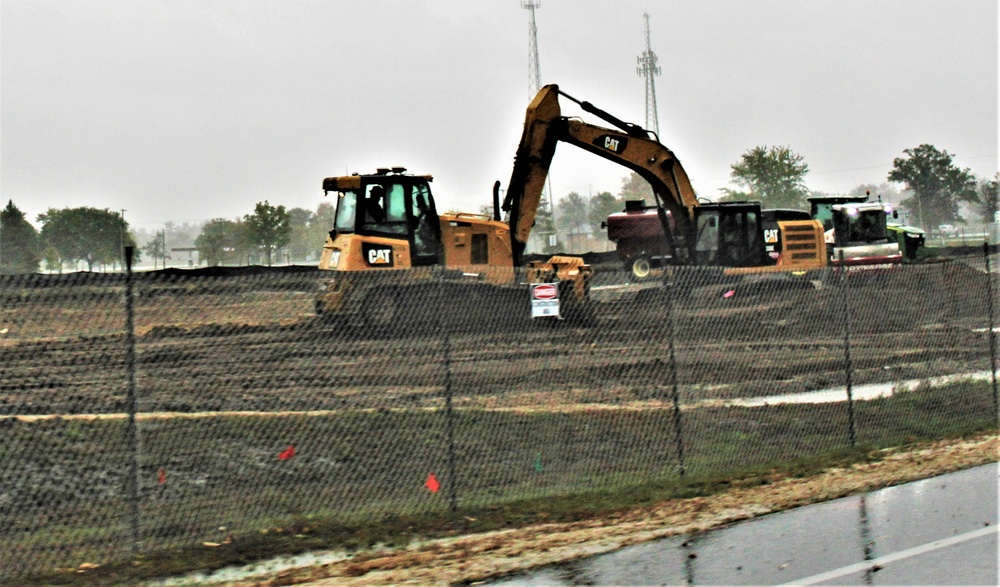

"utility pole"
[636, 12, 661, 136]
[120, 209, 127, 270]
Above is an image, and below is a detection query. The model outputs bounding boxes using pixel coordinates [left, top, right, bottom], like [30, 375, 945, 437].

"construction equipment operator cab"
[692, 203, 770, 268]
[323, 168, 442, 268]
[831, 203, 892, 248]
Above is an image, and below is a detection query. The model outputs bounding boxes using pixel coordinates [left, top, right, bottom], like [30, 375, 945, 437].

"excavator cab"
[692, 203, 770, 268]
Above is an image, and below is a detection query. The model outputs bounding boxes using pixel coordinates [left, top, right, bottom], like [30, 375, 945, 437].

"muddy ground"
[0, 261, 992, 416]
[0, 260, 995, 582]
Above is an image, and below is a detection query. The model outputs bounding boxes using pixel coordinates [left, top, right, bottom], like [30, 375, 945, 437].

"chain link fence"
[1, 249, 997, 580]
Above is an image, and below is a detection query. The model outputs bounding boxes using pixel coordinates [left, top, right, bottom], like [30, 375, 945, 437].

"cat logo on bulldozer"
[362, 243, 394, 267]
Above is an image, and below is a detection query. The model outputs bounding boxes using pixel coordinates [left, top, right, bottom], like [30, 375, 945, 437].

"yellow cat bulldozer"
[314, 166, 593, 328]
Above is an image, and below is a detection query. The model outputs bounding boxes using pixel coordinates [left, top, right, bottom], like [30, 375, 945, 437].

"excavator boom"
[503, 85, 561, 266]
[503, 84, 700, 265]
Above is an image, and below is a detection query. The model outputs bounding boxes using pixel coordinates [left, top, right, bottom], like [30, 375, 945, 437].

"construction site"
[1, 4, 996, 585]
[2, 53, 998, 587]
[0, 243, 996, 584]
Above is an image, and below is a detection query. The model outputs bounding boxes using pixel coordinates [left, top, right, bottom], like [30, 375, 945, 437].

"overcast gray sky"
[2, 0, 997, 232]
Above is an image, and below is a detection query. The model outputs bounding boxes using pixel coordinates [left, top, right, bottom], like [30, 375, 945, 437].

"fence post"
[984, 242, 998, 414]
[437, 267, 458, 512]
[839, 252, 857, 448]
[123, 246, 141, 554]
[664, 270, 685, 477]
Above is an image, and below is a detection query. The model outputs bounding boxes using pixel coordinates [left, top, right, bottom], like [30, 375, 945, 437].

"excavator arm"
[503, 84, 701, 265]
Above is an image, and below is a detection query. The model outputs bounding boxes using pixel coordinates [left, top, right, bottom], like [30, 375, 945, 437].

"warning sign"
[530, 283, 561, 319]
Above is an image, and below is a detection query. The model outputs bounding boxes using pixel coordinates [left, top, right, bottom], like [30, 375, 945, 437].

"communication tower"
[636, 12, 661, 135]
[523, 1, 542, 97]
[521, 1, 556, 248]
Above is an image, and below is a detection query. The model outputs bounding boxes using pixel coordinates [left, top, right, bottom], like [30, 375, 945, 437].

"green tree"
[37, 207, 137, 271]
[42, 244, 61, 273]
[195, 218, 246, 266]
[588, 191, 623, 233]
[555, 192, 589, 233]
[244, 200, 291, 266]
[721, 145, 810, 209]
[619, 172, 655, 205]
[162, 221, 198, 248]
[306, 201, 337, 259]
[976, 173, 999, 225]
[286, 207, 315, 262]
[533, 200, 559, 254]
[1, 200, 41, 274]
[142, 231, 169, 269]
[887, 144, 977, 230]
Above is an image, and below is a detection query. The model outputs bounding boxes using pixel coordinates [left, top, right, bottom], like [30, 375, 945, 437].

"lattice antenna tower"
[523, 1, 542, 97]
[636, 12, 661, 136]
[522, 0, 556, 231]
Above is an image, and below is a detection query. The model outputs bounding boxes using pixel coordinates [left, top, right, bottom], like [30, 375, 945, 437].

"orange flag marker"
[278, 445, 295, 460]
[157, 468, 166, 484]
[425, 473, 440, 493]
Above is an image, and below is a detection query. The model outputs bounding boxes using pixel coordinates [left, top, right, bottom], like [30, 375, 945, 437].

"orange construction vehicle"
[314, 164, 592, 326]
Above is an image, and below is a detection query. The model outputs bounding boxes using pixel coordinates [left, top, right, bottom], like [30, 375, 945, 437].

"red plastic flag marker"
[425, 473, 440, 493]
[157, 468, 166, 485]
[278, 445, 296, 460]
[723, 290, 736, 299]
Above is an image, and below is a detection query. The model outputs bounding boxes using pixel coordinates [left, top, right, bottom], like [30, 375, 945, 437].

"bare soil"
[0, 263, 992, 416]
[0, 261, 995, 584]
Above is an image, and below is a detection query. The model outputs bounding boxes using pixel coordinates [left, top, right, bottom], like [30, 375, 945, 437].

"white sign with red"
[530, 283, 561, 318]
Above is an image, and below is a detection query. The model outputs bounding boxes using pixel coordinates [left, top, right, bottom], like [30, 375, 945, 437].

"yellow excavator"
[510, 84, 827, 279]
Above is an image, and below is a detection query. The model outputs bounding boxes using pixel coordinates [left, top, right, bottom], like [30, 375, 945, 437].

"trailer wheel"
[629, 256, 653, 280]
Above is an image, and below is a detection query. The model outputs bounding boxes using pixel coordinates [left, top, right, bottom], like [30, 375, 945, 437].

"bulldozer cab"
[327, 170, 442, 267]
[692, 203, 769, 268]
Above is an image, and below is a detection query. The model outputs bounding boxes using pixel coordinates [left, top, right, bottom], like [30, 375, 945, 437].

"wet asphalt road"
[489, 462, 998, 586]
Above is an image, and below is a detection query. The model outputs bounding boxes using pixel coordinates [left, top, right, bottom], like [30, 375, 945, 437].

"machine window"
[845, 210, 887, 245]
[410, 183, 439, 262]
[718, 210, 760, 267]
[361, 183, 407, 235]
[334, 191, 357, 234]
[694, 212, 719, 265]
[385, 183, 407, 224]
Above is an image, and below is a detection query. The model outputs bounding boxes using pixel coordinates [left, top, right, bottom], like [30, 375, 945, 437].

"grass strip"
[2, 380, 995, 586]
